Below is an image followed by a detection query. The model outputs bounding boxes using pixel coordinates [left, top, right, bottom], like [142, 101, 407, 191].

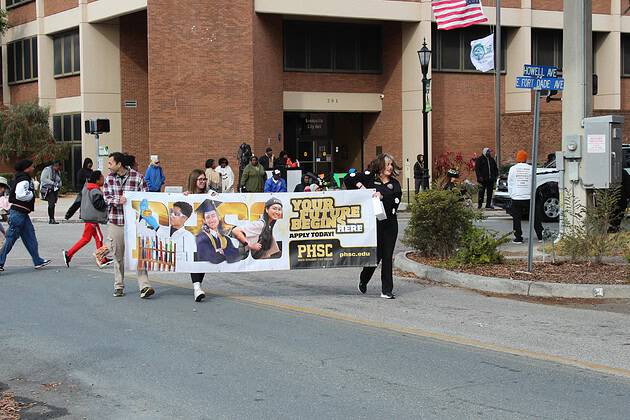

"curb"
[394, 251, 630, 299]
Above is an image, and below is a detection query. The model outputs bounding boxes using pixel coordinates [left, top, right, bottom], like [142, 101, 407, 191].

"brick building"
[1, 0, 628, 187]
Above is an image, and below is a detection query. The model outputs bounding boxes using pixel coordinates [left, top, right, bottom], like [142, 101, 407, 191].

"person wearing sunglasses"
[154, 201, 197, 265]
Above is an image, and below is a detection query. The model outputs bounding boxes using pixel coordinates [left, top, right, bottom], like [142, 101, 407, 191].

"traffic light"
[84, 118, 110, 135]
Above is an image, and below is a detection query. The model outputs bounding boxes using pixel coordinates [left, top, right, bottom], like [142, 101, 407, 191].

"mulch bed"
[0, 392, 20, 420]
[407, 253, 630, 284]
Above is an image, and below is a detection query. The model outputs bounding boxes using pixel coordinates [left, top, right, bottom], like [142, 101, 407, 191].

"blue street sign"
[523, 65, 558, 78]
[516, 76, 564, 91]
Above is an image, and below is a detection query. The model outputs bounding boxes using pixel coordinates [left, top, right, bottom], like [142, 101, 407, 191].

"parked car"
[495, 145, 630, 222]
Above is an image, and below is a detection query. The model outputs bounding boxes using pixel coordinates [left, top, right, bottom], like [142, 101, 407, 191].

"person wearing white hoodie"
[508, 150, 543, 243]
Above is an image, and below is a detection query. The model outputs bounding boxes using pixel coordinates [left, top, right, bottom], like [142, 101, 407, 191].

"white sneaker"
[380, 293, 395, 299]
[194, 287, 206, 302]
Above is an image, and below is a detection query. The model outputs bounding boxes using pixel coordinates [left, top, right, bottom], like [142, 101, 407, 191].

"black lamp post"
[417, 39, 432, 190]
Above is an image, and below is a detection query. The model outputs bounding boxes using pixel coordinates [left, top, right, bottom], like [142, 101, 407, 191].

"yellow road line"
[145, 277, 630, 380]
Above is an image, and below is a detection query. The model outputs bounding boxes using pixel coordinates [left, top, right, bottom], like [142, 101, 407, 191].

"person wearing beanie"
[0, 159, 52, 271]
[232, 197, 283, 260]
[475, 147, 499, 209]
[507, 150, 543, 243]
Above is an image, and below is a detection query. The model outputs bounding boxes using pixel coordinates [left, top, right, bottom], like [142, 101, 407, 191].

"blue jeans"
[0, 209, 45, 266]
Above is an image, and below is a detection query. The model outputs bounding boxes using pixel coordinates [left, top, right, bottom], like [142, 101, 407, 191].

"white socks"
[193, 282, 202, 291]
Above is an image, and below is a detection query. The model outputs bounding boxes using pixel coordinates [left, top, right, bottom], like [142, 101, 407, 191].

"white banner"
[470, 33, 495, 73]
[123, 190, 378, 273]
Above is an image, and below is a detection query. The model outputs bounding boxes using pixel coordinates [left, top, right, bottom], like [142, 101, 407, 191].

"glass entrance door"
[297, 139, 333, 176]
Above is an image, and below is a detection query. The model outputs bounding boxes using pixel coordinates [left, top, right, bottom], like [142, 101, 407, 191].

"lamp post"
[417, 39, 432, 190]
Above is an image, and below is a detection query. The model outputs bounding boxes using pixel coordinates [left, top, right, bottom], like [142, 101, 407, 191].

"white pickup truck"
[494, 145, 630, 222]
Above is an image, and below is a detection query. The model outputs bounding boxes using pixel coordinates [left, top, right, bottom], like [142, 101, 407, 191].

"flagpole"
[495, 0, 502, 169]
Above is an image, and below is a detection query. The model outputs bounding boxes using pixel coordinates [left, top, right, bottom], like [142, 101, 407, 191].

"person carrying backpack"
[62, 171, 113, 268]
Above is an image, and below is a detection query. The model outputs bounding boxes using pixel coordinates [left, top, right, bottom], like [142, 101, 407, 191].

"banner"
[470, 33, 494, 73]
[123, 190, 377, 273]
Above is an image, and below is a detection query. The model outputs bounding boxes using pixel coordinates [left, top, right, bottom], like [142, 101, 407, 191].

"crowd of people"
[0, 149, 403, 303]
[0, 144, 546, 302]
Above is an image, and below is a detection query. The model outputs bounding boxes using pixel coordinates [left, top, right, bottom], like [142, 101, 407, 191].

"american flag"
[432, 0, 489, 31]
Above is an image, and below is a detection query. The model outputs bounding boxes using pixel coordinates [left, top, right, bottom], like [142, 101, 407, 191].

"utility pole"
[561, 0, 592, 230]
[495, 0, 501, 169]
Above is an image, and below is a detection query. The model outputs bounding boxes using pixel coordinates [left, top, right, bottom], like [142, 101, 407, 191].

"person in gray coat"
[40, 160, 63, 224]
[62, 171, 113, 268]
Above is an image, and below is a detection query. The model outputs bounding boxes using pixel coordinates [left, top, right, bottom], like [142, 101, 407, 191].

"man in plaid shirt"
[104, 152, 155, 299]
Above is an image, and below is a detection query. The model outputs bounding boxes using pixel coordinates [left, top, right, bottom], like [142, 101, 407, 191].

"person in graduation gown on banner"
[232, 197, 283, 260]
[347, 154, 402, 299]
[195, 199, 239, 265]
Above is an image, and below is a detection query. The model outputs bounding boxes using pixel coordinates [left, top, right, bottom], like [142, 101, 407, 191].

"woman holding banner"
[351, 154, 402, 299]
[232, 197, 283, 260]
[184, 169, 211, 301]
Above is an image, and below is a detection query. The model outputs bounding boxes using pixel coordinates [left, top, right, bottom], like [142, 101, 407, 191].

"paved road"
[2, 267, 630, 419]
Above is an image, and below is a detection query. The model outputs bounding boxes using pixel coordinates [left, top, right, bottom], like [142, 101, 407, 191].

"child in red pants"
[63, 171, 112, 268]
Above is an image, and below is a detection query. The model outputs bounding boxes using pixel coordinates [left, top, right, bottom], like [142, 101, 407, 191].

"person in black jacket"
[413, 154, 424, 194]
[65, 158, 93, 220]
[475, 147, 499, 209]
[0, 159, 51, 271]
[258, 147, 275, 171]
[349, 154, 402, 299]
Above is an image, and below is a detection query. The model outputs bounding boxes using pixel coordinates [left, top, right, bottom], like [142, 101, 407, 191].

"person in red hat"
[508, 150, 543, 244]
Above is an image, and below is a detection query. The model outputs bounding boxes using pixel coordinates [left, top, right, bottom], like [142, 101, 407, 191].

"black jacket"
[76, 168, 93, 189]
[413, 162, 423, 179]
[259, 155, 274, 171]
[345, 170, 402, 221]
[9, 171, 35, 214]
[475, 155, 498, 183]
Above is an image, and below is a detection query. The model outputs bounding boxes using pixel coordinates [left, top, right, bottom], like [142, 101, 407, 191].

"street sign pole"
[527, 90, 541, 273]
[515, 64, 563, 273]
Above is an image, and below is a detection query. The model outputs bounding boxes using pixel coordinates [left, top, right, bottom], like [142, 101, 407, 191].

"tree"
[0, 103, 68, 165]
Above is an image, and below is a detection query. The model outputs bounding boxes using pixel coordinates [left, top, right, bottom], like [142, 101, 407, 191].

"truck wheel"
[539, 195, 560, 222]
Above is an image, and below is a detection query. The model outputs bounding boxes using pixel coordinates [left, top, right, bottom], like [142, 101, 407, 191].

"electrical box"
[564, 134, 582, 159]
[581, 115, 624, 188]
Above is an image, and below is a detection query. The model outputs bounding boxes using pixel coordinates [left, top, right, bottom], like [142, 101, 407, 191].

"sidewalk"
[30, 194, 81, 223]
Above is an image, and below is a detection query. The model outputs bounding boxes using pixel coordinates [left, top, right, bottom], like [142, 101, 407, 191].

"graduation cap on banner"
[196, 199, 222, 214]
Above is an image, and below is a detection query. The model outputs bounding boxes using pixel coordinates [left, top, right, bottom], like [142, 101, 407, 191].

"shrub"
[404, 189, 479, 258]
[453, 227, 510, 265]
[559, 186, 624, 263]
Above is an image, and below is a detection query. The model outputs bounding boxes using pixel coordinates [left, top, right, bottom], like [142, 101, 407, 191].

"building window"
[7, 37, 38, 84]
[432, 25, 506, 72]
[53, 30, 80, 77]
[6, 0, 34, 9]
[52, 113, 82, 142]
[284, 21, 382, 74]
[532, 29, 562, 68]
[622, 34, 630, 77]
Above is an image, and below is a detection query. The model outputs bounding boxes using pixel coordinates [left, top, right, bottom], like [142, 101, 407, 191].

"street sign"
[516, 76, 565, 91]
[523, 64, 558, 78]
